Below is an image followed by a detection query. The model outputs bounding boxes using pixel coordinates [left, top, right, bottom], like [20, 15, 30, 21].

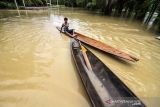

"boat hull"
[71, 39, 145, 107]
[57, 27, 139, 62]
[156, 36, 160, 40]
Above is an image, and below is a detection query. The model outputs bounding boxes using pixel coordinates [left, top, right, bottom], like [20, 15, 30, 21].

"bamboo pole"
[57, 0, 58, 5]
[22, 0, 26, 7]
[22, 0, 28, 16]
[14, 0, 20, 16]
[50, 0, 52, 6]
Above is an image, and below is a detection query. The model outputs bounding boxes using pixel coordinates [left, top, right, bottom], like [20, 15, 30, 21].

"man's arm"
[60, 24, 64, 32]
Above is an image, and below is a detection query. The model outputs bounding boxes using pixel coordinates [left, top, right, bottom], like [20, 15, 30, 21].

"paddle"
[59, 27, 63, 36]
[78, 41, 113, 107]
[79, 41, 92, 71]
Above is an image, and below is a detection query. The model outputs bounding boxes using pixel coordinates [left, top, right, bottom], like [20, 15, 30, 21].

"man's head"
[64, 17, 68, 23]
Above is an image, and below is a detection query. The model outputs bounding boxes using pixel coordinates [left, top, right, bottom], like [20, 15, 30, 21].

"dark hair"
[64, 17, 68, 20]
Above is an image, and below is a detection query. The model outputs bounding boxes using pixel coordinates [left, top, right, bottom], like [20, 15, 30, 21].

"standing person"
[60, 17, 74, 35]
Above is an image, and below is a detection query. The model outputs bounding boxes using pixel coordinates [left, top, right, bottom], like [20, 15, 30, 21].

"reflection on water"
[0, 8, 160, 107]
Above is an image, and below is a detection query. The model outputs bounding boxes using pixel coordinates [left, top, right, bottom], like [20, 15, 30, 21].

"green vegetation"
[0, 0, 160, 33]
[24, 0, 47, 6]
[0, 1, 16, 9]
[0, 0, 47, 8]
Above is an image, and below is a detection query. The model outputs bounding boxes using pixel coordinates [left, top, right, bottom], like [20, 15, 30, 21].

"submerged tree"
[133, 0, 149, 20]
[150, 2, 160, 33]
[145, 0, 160, 24]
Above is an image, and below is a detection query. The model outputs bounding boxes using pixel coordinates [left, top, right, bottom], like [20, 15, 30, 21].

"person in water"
[60, 17, 74, 35]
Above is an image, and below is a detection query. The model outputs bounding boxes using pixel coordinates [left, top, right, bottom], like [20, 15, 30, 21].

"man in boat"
[60, 17, 74, 35]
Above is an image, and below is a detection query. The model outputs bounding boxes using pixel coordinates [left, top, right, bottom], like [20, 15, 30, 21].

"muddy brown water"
[0, 8, 160, 107]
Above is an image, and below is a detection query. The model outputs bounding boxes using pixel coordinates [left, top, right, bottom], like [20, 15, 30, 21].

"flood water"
[0, 8, 160, 107]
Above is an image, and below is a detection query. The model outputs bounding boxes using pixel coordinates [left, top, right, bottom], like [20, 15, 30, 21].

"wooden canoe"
[71, 39, 145, 107]
[56, 27, 139, 62]
[156, 36, 160, 40]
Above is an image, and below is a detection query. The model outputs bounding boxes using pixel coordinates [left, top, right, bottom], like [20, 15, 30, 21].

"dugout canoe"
[156, 36, 160, 40]
[56, 27, 139, 62]
[71, 39, 145, 107]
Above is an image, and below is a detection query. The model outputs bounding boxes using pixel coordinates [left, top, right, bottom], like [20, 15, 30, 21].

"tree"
[150, 2, 160, 32]
[145, 0, 160, 24]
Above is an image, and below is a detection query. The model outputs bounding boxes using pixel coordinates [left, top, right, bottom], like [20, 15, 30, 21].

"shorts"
[64, 28, 74, 34]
